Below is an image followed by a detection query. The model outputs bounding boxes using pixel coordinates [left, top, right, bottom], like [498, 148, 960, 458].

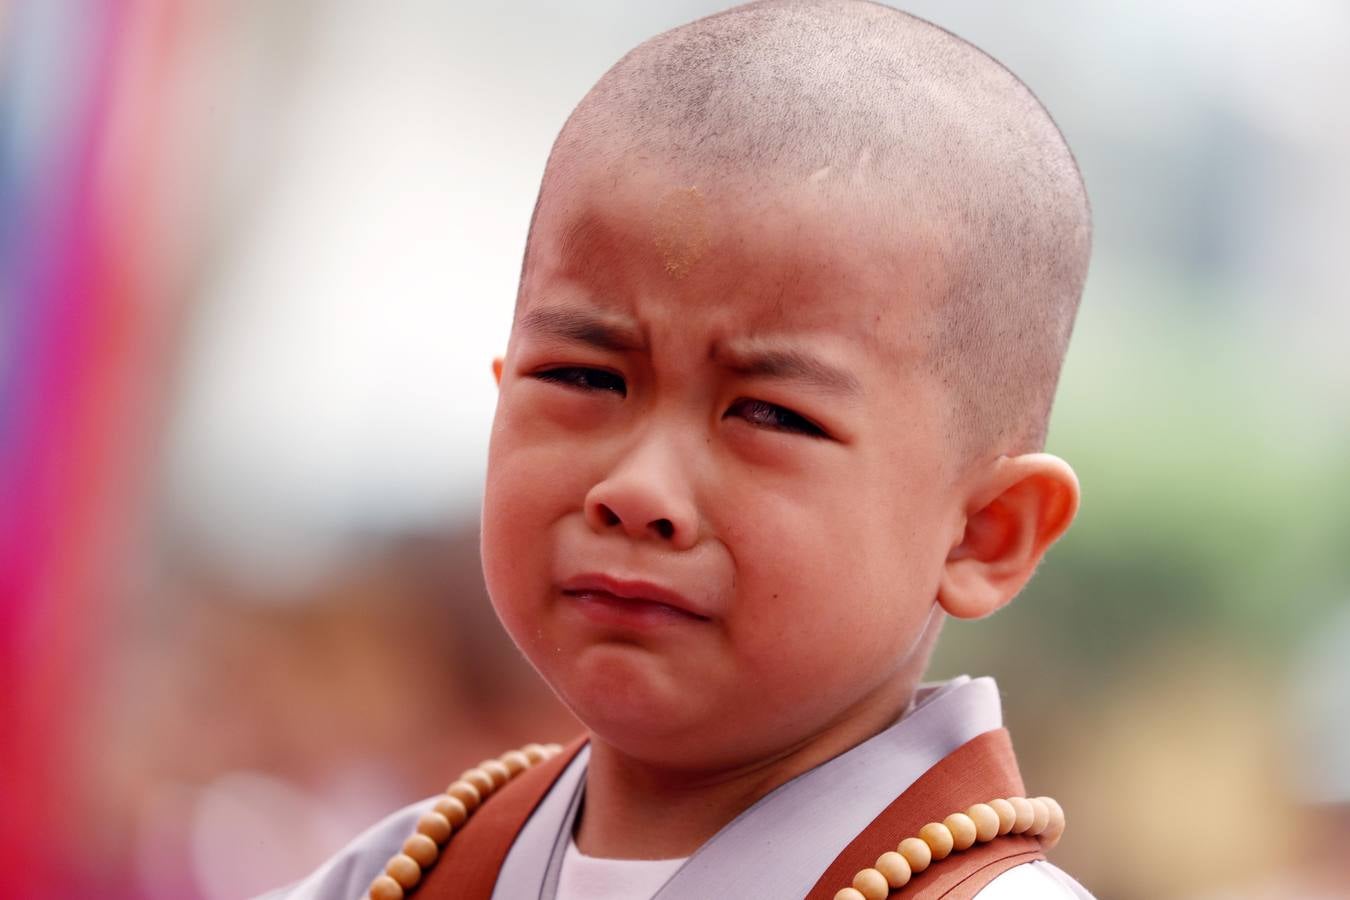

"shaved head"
[522, 0, 1091, 457]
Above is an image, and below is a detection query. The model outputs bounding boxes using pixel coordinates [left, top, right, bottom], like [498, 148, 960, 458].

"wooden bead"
[988, 798, 1017, 835]
[1008, 797, 1035, 834]
[415, 811, 451, 844]
[461, 768, 495, 796]
[383, 739, 560, 897]
[944, 812, 977, 851]
[446, 780, 482, 811]
[874, 850, 912, 888]
[402, 833, 438, 867]
[919, 822, 954, 860]
[479, 759, 512, 788]
[1028, 798, 1050, 836]
[966, 803, 1000, 842]
[369, 874, 404, 900]
[1036, 796, 1066, 850]
[433, 795, 469, 827]
[897, 836, 932, 873]
[851, 867, 890, 900]
[833, 890, 866, 900]
[386, 853, 421, 889]
[500, 750, 530, 775]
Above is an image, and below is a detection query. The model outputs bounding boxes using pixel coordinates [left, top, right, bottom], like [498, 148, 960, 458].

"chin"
[550, 644, 710, 757]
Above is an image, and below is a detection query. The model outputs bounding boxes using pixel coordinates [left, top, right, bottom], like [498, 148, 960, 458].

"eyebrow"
[715, 344, 863, 399]
[517, 306, 645, 353]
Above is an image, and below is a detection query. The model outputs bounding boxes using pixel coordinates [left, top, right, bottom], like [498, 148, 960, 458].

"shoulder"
[974, 861, 1097, 899]
[253, 796, 437, 900]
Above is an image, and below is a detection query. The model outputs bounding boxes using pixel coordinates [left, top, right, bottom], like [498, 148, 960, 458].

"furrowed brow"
[717, 345, 863, 399]
[517, 306, 644, 353]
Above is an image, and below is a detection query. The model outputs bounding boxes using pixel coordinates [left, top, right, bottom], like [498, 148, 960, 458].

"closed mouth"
[559, 574, 712, 621]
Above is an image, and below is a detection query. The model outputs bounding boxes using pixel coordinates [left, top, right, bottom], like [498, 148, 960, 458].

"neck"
[574, 674, 918, 860]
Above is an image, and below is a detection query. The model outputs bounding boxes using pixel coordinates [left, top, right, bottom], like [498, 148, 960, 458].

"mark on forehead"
[652, 186, 710, 279]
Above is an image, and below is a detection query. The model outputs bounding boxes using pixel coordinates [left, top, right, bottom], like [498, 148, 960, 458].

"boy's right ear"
[492, 356, 504, 386]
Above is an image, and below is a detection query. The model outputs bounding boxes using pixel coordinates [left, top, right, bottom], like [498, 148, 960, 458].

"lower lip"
[563, 590, 709, 630]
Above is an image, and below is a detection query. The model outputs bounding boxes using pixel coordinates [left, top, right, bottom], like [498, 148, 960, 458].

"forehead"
[520, 161, 951, 357]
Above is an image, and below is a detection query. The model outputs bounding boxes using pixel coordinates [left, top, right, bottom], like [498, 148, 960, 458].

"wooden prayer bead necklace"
[367, 741, 564, 900]
[368, 742, 1063, 900]
[831, 795, 1065, 900]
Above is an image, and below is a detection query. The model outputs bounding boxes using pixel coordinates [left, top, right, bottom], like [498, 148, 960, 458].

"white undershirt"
[555, 838, 687, 900]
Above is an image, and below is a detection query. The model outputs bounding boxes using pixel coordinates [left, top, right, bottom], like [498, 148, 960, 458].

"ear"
[937, 453, 1080, 620]
[492, 356, 504, 386]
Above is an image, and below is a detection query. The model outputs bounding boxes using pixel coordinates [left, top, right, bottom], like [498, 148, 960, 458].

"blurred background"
[3, 1, 1347, 897]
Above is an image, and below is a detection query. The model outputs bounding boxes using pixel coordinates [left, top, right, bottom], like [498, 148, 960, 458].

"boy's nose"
[583, 441, 698, 550]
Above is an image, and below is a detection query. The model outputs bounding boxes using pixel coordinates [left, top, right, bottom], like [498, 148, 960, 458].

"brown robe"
[414, 729, 1044, 899]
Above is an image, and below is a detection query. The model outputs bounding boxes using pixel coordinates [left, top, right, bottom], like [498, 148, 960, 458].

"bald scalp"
[525, 0, 1091, 458]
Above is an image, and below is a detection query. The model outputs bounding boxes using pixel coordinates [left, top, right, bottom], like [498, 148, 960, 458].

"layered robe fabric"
[263, 677, 1094, 899]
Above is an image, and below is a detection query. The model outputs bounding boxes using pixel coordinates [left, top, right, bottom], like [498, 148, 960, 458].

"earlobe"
[937, 453, 1079, 620]
[492, 356, 504, 386]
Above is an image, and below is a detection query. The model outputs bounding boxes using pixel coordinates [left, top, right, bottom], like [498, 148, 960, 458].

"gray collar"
[492, 675, 1003, 900]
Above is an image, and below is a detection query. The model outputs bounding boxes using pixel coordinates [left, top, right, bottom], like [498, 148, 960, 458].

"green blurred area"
[932, 255, 1350, 894]
[936, 258, 1350, 678]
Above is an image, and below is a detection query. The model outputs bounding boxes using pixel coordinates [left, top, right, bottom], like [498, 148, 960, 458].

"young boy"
[269, 1, 1094, 897]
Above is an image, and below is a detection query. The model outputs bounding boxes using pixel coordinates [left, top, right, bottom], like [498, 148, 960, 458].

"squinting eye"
[725, 398, 827, 438]
[532, 367, 627, 397]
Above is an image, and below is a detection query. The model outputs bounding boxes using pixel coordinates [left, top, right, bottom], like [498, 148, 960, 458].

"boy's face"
[483, 161, 967, 770]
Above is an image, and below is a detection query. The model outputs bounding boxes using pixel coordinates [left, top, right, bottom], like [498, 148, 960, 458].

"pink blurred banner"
[2, 1, 195, 893]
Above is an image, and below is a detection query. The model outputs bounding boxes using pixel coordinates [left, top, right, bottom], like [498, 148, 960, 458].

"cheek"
[719, 467, 942, 665]
[481, 414, 584, 616]
[485, 391, 593, 511]
[719, 470, 895, 591]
